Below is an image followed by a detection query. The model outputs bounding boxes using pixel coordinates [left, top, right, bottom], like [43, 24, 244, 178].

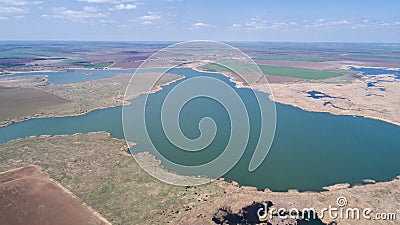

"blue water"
[350, 67, 400, 79]
[0, 68, 399, 191]
[306, 91, 345, 100]
[0, 68, 167, 84]
[350, 67, 399, 90]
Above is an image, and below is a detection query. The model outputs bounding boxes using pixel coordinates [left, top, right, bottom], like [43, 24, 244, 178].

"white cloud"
[233, 17, 400, 31]
[351, 19, 376, 29]
[0, 0, 40, 15]
[304, 19, 352, 28]
[233, 17, 367, 31]
[78, 0, 136, 3]
[0, 16, 8, 20]
[192, 22, 209, 28]
[78, 0, 119, 3]
[0, 6, 27, 13]
[131, 12, 162, 25]
[0, 0, 42, 6]
[114, 3, 136, 10]
[139, 13, 161, 21]
[83, 6, 100, 12]
[52, 6, 107, 22]
[301, 18, 400, 30]
[141, 20, 152, 25]
[135, 12, 161, 25]
[332, 19, 351, 25]
[232, 17, 292, 30]
[304, 19, 325, 28]
[190, 22, 210, 30]
[98, 19, 114, 24]
[14, 15, 25, 19]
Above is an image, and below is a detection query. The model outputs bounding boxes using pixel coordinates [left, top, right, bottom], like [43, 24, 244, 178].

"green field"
[203, 59, 343, 80]
[65, 60, 115, 69]
[258, 65, 342, 79]
[0, 48, 69, 58]
[344, 54, 400, 60]
[253, 55, 331, 62]
[84, 62, 114, 69]
[64, 59, 91, 65]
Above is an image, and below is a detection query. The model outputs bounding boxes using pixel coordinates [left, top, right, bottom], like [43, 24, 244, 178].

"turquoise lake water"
[0, 68, 167, 84]
[0, 68, 399, 191]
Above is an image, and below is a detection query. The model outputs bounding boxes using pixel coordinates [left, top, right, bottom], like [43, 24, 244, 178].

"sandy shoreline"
[0, 65, 176, 76]
[268, 96, 400, 127]
[346, 64, 400, 71]
[2, 64, 398, 129]
[0, 74, 183, 128]
[4, 131, 399, 194]
[193, 63, 400, 127]
[0, 67, 133, 76]
[3, 131, 397, 224]
[191, 64, 251, 89]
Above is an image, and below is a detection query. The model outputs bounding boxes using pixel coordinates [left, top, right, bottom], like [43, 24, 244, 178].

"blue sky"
[0, 0, 399, 41]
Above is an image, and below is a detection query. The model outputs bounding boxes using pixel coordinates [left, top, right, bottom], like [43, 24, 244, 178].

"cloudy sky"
[0, 0, 399, 42]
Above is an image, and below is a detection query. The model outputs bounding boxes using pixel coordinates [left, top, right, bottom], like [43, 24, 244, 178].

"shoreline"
[191, 64, 250, 89]
[4, 131, 399, 195]
[346, 64, 400, 71]
[1, 131, 397, 225]
[3, 64, 397, 129]
[0, 103, 121, 129]
[0, 68, 131, 77]
[0, 66, 175, 76]
[133, 149, 400, 194]
[192, 63, 400, 127]
[0, 74, 184, 128]
[268, 96, 400, 127]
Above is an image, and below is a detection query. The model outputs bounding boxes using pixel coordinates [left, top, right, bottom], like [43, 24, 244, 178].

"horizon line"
[0, 40, 399, 44]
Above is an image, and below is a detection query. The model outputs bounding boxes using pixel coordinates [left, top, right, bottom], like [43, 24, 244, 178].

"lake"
[0, 68, 399, 191]
[0, 68, 167, 84]
[350, 67, 400, 80]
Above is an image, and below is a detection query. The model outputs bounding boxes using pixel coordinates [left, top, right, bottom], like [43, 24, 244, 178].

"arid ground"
[0, 42, 399, 225]
[0, 133, 398, 225]
[0, 72, 182, 127]
[0, 165, 110, 225]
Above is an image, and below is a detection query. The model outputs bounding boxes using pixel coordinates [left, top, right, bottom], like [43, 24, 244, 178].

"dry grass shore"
[177, 177, 400, 225]
[0, 133, 398, 225]
[257, 71, 400, 127]
[0, 72, 183, 128]
[0, 132, 225, 225]
[194, 62, 400, 127]
[0, 64, 398, 224]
